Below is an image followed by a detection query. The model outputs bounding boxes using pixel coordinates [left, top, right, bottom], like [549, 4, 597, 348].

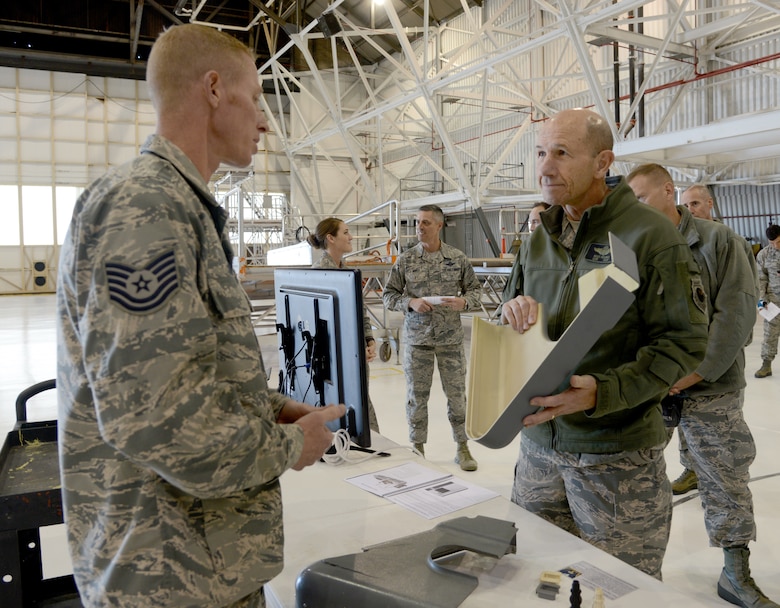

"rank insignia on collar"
[105, 250, 179, 313]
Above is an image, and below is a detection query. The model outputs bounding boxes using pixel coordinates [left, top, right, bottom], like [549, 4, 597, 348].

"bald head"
[681, 185, 714, 220]
[536, 109, 615, 214]
[542, 109, 614, 155]
[147, 24, 254, 115]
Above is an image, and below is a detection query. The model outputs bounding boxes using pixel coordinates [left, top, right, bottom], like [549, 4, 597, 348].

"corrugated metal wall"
[443, 207, 532, 258]
[713, 184, 780, 246]
[438, 185, 780, 258]
[388, 0, 780, 190]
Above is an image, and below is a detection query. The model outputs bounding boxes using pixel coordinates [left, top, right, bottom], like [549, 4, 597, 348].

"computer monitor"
[274, 268, 371, 448]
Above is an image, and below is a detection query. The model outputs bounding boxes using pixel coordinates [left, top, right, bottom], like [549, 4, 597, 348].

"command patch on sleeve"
[105, 250, 180, 313]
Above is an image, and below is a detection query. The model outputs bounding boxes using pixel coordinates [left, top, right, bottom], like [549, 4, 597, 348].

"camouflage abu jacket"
[56, 134, 304, 607]
[382, 241, 482, 346]
[757, 242, 780, 304]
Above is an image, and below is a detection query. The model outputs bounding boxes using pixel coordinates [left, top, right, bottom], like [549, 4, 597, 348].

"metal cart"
[0, 380, 81, 607]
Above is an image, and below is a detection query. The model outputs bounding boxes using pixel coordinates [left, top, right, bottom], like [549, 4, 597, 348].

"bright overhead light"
[374, 0, 385, 5]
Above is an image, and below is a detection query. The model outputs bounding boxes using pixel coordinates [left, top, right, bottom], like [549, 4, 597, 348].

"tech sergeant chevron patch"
[105, 250, 180, 314]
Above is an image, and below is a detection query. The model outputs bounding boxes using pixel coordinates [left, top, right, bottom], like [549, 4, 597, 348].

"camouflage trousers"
[403, 343, 467, 444]
[760, 311, 780, 361]
[366, 378, 380, 433]
[677, 390, 757, 547]
[167, 585, 263, 607]
[512, 438, 671, 579]
[226, 587, 264, 608]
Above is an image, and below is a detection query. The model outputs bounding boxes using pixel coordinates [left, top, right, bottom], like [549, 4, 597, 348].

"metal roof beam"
[585, 23, 694, 58]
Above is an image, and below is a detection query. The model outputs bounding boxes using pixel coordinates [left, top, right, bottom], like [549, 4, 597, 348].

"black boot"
[717, 546, 779, 607]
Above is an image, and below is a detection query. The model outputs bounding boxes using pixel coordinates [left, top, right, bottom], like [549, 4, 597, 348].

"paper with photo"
[346, 462, 498, 519]
[387, 478, 499, 519]
[345, 462, 451, 497]
[759, 302, 779, 321]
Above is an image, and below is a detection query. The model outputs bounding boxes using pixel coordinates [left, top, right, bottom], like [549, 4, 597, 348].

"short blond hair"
[627, 163, 674, 186]
[146, 24, 254, 113]
[684, 184, 712, 200]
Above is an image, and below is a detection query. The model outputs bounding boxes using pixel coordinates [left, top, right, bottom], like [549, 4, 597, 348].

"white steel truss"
[251, 0, 780, 228]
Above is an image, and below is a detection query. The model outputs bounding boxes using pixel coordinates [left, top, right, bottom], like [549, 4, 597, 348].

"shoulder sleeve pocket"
[679, 260, 708, 324]
[206, 263, 252, 320]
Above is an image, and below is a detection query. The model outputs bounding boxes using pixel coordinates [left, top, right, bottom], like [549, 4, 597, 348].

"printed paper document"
[346, 462, 498, 519]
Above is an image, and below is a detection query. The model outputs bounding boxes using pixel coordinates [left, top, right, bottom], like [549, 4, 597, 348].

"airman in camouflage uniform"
[654, 184, 758, 498]
[56, 25, 342, 608]
[628, 164, 777, 608]
[755, 224, 780, 378]
[383, 205, 483, 471]
[309, 217, 380, 433]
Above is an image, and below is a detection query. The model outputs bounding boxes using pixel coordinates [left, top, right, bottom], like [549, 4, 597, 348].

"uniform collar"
[676, 205, 703, 248]
[415, 240, 452, 259]
[140, 134, 232, 266]
[140, 134, 216, 208]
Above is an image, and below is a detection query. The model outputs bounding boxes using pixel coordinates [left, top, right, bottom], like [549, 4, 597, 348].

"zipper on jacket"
[553, 251, 577, 339]
[553, 214, 589, 339]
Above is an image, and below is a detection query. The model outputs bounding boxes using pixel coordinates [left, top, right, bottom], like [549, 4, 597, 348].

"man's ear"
[664, 181, 676, 199]
[595, 150, 614, 177]
[203, 70, 221, 109]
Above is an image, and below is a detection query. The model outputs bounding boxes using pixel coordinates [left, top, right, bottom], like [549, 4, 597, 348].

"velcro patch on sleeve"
[105, 250, 180, 314]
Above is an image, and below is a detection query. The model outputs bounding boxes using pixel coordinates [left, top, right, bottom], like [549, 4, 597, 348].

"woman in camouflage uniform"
[308, 218, 381, 432]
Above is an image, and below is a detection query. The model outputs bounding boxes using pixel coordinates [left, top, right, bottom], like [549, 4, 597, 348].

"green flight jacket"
[503, 177, 708, 454]
[676, 206, 758, 396]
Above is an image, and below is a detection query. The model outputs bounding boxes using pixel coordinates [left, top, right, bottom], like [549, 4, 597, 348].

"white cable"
[320, 429, 381, 465]
[320, 429, 350, 464]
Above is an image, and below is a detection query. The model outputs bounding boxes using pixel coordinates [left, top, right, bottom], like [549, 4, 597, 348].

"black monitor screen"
[274, 268, 371, 448]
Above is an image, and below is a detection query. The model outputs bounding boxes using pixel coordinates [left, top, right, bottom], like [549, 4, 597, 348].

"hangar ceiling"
[0, 0, 480, 77]
[248, 0, 780, 223]
[1, 0, 779, 218]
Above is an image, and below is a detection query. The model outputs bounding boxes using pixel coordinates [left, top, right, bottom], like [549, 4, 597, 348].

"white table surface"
[266, 435, 716, 608]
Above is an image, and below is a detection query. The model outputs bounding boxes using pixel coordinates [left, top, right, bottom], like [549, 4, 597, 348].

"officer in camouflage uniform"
[502, 110, 709, 579]
[56, 25, 343, 608]
[755, 224, 780, 378]
[657, 183, 758, 497]
[628, 164, 776, 608]
[383, 205, 483, 471]
[308, 217, 381, 433]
